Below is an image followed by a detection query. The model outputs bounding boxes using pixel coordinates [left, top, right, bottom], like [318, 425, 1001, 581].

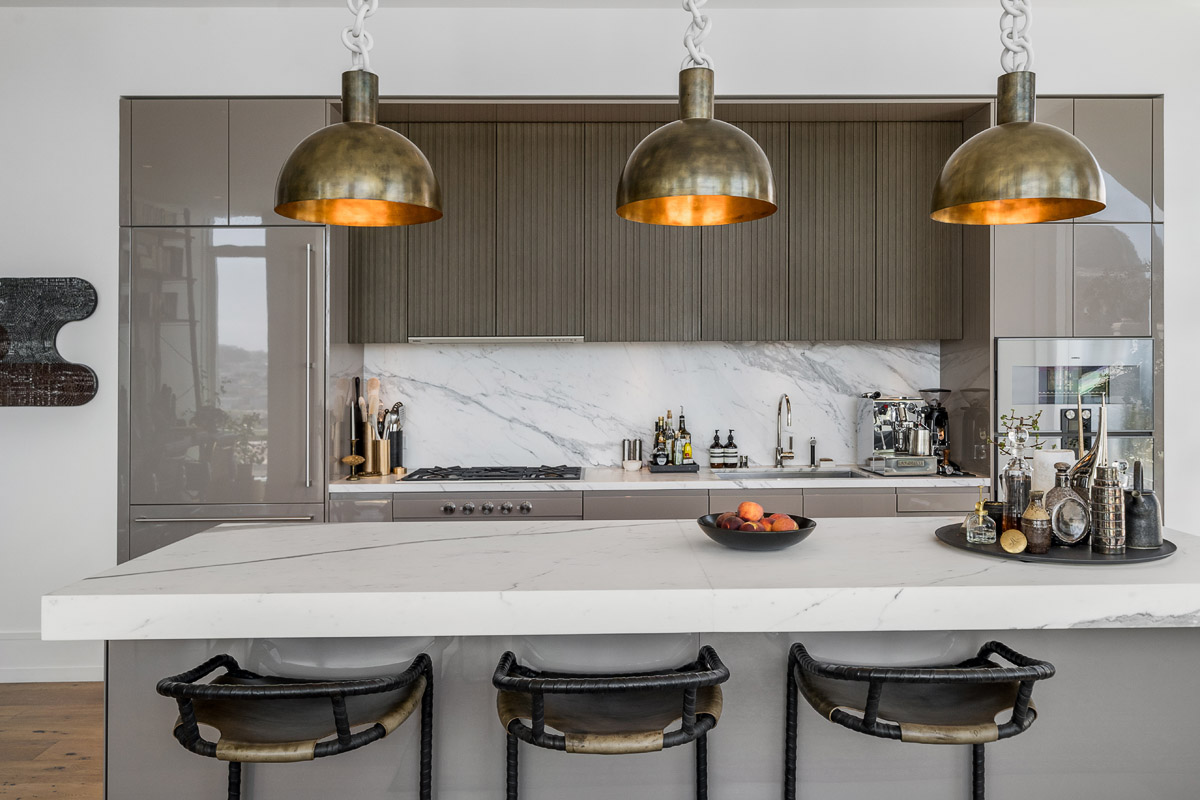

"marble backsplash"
[360, 341, 940, 468]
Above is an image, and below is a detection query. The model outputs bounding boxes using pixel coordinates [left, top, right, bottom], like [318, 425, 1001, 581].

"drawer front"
[584, 490, 709, 520]
[896, 488, 980, 514]
[708, 489, 804, 517]
[803, 489, 897, 519]
[330, 493, 394, 523]
[128, 503, 324, 560]
[393, 491, 583, 520]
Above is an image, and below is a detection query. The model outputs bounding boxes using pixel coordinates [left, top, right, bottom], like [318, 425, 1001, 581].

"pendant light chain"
[681, 0, 714, 70]
[342, 0, 379, 71]
[999, 0, 1034, 73]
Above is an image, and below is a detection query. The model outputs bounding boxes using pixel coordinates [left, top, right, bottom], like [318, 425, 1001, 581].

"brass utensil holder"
[371, 438, 389, 478]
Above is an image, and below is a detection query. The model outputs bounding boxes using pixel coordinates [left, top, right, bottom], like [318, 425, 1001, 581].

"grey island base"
[46, 517, 1200, 800]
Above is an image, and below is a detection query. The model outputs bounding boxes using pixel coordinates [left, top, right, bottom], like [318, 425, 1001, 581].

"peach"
[739, 520, 767, 532]
[737, 501, 764, 522]
[715, 512, 736, 525]
[718, 515, 745, 530]
[770, 516, 800, 532]
[765, 513, 790, 526]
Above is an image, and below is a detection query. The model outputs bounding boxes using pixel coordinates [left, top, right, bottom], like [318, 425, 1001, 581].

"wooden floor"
[0, 682, 103, 800]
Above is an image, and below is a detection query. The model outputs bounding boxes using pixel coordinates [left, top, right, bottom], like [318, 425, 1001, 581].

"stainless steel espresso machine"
[857, 392, 941, 476]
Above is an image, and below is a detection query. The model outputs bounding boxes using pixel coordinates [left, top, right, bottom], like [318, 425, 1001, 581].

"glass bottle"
[1001, 425, 1032, 532]
[709, 430, 725, 470]
[724, 430, 739, 469]
[1045, 461, 1090, 546]
[677, 407, 692, 464]
[1021, 490, 1052, 555]
[965, 490, 997, 545]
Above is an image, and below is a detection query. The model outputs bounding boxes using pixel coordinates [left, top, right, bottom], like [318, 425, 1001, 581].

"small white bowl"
[622, 459, 642, 472]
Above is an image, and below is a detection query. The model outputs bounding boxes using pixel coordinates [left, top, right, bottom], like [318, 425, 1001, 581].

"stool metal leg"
[696, 733, 709, 800]
[784, 656, 798, 800]
[971, 744, 985, 800]
[506, 732, 519, 800]
[419, 668, 434, 800]
[226, 762, 242, 800]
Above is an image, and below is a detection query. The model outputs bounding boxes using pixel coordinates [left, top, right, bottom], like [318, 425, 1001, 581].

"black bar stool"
[785, 640, 1054, 799]
[156, 652, 434, 799]
[492, 645, 729, 800]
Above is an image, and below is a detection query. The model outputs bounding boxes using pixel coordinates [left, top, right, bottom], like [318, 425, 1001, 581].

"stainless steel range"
[394, 465, 584, 520]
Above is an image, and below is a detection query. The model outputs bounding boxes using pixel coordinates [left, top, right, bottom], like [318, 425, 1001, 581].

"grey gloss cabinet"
[1073, 223, 1153, 337]
[497, 123, 585, 336]
[702, 122, 789, 341]
[1073, 98, 1153, 223]
[584, 123, 701, 342]
[993, 223, 1073, 337]
[875, 123, 963, 340]
[583, 490, 709, 520]
[407, 123, 498, 337]
[131, 99, 229, 226]
[329, 493, 394, 523]
[129, 227, 324, 505]
[229, 99, 327, 225]
[803, 488, 897, 518]
[128, 504, 323, 560]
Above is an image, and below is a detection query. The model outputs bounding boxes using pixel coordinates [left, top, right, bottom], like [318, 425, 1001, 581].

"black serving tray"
[934, 524, 1176, 565]
[649, 463, 700, 473]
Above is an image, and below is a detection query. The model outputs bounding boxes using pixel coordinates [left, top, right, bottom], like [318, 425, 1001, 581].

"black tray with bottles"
[934, 523, 1176, 565]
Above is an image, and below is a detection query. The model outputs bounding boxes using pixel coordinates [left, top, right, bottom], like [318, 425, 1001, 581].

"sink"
[714, 469, 870, 480]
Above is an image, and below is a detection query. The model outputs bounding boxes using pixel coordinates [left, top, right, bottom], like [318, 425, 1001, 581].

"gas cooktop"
[401, 465, 582, 482]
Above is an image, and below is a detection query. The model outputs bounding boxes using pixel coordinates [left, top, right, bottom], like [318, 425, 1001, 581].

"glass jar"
[965, 500, 998, 545]
[1021, 490, 1052, 555]
[1002, 428, 1032, 532]
[1045, 461, 1090, 546]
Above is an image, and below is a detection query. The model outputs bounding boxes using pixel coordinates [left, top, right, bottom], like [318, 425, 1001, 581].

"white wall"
[1, 3, 1196, 680]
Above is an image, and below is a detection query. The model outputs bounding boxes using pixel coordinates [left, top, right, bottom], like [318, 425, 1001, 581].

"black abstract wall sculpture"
[0, 277, 99, 406]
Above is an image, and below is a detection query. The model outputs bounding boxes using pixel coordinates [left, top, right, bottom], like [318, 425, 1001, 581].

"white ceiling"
[0, 0, 1178, 7]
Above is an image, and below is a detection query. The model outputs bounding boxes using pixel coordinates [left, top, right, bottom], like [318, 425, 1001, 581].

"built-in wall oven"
[995, 338, 1155, 488]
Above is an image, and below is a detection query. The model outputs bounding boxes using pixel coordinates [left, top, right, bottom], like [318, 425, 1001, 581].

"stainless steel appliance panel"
[995, 338, 1154, 433]
[392, 491, 583, 521]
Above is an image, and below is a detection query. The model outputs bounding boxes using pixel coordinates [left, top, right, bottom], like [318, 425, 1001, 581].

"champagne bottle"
[665, 410, 677, 466]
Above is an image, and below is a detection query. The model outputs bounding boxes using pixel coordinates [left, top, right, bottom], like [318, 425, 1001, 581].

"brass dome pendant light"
[275, 0, 441, 227]
[931, 0, 1105, 225]
[616, 0, 777, 226]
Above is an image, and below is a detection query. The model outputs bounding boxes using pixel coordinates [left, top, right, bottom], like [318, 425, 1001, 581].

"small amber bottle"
[1021, 490, 1053, 555]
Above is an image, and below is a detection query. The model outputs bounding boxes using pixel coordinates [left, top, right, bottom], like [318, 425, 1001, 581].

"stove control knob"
[441, 502, 456, 515]
[500, 502, 513, 515]
[481, 502, 494, 515]
[519, 502, 533, 515]
[461, 502, 476, 515]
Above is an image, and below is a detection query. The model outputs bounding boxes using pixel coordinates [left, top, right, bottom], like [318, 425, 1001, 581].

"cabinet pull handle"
[305, 242, 313, 489]
[133, 516, 315, 523]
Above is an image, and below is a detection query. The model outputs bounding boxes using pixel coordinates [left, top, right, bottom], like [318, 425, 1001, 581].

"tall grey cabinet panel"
[129, 227, 324, 505]
[496, 123, 585, 336]
[584, 123, 701, 342]
[1073, 223, 1152, 337]
[993, 223, 1073, 337]
[875, 122, 963, 340]
[348, 226, 407, 343]
[130, 100, 229, 226]
[1036, 98, 1073, 133]
[407, 123, 497, 337]
[789, 122, 876, 340]
[1153, 96, 1163, 223]
[1073, 99, 1153, 223]
[229, 99, 327, 225]
[701, 122, 788, 342]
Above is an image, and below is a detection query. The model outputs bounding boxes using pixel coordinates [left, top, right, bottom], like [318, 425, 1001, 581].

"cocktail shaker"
[1090, 465, 1126, 554]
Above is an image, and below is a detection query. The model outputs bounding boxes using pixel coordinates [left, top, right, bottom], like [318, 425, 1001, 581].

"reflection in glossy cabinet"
[128, 504, 323, 560]
[1073, 224, 1152, 337]
[1073, 99, 1153, 223]
[993, 224, 1073, 337]
[130, 99, 229, 226]
[129, 228, 324, 504]
[229, 99, 327, 225]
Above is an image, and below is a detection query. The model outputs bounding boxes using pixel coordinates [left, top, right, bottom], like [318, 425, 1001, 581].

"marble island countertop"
[330, 465, 989, 493]
[43, 516, 1199, 641]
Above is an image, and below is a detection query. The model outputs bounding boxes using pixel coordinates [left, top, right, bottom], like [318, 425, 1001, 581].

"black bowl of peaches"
[696, 501, 817, 551]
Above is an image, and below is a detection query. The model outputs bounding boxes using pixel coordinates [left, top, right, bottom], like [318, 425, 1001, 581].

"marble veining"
[362, 340, 939, 468]
[43, 516, 1200, 641]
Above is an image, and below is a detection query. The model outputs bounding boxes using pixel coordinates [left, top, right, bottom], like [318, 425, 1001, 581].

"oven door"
[995, 338, 1154, 435]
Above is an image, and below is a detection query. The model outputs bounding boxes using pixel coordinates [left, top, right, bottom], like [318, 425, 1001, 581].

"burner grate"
[401, 465, 582, 482]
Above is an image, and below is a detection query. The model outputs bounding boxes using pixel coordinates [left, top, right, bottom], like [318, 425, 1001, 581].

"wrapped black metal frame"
[785, 640, 1054, 800]
[157, 653, 434, 800]
[493, 645, 729, 800]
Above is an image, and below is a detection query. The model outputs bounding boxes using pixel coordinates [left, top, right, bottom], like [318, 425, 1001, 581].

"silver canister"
[622, 439, 633, 461]
[632, 438, 643, 462]
[1090, 465, 1126, 554]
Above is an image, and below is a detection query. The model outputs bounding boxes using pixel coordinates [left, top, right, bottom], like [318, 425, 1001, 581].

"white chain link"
[341, 0, 379, 71]
[681, 0, 714, 70]
[999, 0, 1034, 73]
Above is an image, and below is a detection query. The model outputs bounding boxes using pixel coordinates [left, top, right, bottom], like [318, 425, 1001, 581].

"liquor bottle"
[1001, 426, 1031, 532]
[654, 420, 667, 462]
[1020, 490, 1052, 555]
[676, 407, 692, 464]
[651, 436, 669, 466]
[724, 430, 739, 469]
[709, 430, 725, 470]
[664, 410, 677, 466]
